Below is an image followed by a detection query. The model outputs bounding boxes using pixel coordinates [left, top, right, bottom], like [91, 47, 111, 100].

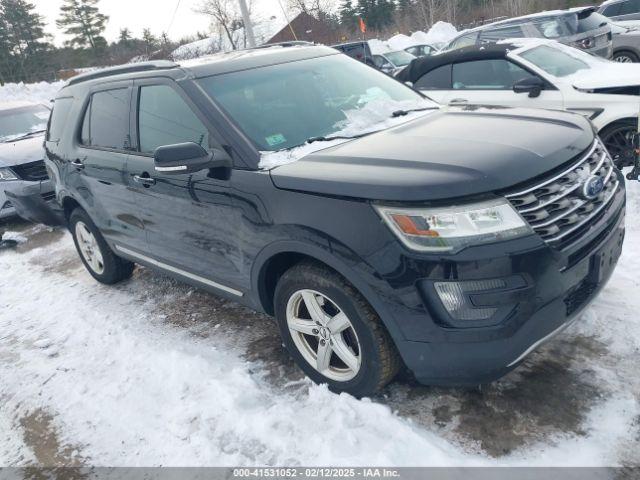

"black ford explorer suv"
[45, 45, 625, 397]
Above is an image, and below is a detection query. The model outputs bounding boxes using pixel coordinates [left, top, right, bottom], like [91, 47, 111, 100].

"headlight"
[375, 198, 532, 253]
[0, 167, 17, 181]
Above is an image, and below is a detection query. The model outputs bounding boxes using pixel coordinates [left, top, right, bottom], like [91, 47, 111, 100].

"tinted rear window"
[47, 98, 73, 142]
[414, 64, 451, 89]
[80, 88, 130, 150]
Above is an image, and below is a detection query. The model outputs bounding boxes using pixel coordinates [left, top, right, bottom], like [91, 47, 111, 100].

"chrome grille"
[506, 140, 619, 247]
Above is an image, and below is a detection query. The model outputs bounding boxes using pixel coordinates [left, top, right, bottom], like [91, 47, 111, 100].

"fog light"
[434, 279, 507, 321]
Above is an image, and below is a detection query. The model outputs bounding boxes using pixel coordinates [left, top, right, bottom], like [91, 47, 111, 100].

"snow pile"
[259, 96, 436, 169]
[373, 22, 458, 54]
[172, 37, 219, 60]
[0, 81, 65, 105]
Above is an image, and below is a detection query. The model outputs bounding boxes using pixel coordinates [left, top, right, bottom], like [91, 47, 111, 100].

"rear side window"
[414, 64, 452, 89]
[480, 25, 525, 42]
[137, 84, 209, 154]
[81, 88, 130, 150]
[47, 97, 73, 142]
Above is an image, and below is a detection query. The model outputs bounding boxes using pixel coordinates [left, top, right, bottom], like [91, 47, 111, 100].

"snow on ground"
[0, 81, 65, 105]
[0, 184, 639, 467]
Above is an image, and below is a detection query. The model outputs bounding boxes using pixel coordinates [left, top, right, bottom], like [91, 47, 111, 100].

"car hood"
[568, 62, 640, 90]
[269, 107, 594, 202]
[0, 135, 45, 168]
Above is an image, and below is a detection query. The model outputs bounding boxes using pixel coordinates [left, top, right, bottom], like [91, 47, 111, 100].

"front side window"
[619, 0, 640, 15]
[137, 84, 209, 154]
[81, 88, 130, 150]
[0, 104, 50, 143]
[414, 64, 452, 90]
[452, 59, 530, 90]
[198, 54, 432, 151]
[519, 45, 592, 77]
[602, 3, 622, 16]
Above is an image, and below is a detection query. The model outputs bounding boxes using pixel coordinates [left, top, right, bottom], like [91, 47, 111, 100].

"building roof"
[267, 12, 338, 45]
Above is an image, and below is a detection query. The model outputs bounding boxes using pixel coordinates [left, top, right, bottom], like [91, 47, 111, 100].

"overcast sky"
[33, 0, 284, 46]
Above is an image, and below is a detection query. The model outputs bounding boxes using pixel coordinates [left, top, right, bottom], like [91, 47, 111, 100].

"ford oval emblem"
[582, 175, 604, 200]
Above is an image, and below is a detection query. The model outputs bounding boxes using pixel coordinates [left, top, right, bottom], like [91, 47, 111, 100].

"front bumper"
[373, 178, 626, 386]
[3, 179, 64, 226]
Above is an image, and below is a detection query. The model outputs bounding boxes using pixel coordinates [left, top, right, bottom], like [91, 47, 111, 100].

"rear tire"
[274, 261, 401, 397]
[69, 208, 134, 284]
[599, 119, 637, 169]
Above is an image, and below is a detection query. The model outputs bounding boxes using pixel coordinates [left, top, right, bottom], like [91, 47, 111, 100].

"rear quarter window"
[47, 97, 73, 142]
[414, 64, 452, 89]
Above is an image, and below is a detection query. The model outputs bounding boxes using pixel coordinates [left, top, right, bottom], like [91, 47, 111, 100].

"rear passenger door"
[126, 78, 244, 293]
[70, 81, 147, 250]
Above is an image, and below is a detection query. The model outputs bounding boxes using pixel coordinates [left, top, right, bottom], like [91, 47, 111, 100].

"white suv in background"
[400, 39, 640, 168]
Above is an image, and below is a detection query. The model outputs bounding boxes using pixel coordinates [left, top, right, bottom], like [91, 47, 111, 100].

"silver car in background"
[599, 0, 640, 22]
[0, 102, 59, 223]
[610, 20, 640, 61]
[445, 7, 613, 58]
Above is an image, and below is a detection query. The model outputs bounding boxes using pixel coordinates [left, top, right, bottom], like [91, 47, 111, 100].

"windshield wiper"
[305, 132, 370, 145]
[8, 129, 46, 142]
[391, 107, 437, 118]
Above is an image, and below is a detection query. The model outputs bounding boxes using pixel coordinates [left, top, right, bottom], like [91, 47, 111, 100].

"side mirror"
[153, 142, 230, 175]
[513, 76, 545, 98]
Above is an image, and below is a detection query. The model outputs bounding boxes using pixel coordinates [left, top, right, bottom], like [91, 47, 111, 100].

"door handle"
[133, 174, 156, 187]
[449, 98, 468, 104]
[71, 158, 85, 170]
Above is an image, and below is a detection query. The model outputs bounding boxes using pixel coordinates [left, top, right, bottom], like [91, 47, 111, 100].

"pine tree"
[339, 0, 357, 28]
[119, 27, 131, 45]
[0, 0, 51, 82]
[56, 0, 108, 50]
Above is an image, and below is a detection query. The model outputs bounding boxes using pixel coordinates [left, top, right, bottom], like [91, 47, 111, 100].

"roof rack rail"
[66, 60, 178, 86]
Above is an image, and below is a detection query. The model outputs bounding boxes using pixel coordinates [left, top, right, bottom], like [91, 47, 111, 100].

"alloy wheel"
[75, 221, 105, 274]
[614, 55, 635, 63]
[286, 289, 362, 382]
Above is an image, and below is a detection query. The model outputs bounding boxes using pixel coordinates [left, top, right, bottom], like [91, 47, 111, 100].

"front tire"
[69, 208, 134, 284]
[613, 50, 639, 63]
[274, 261, 401, 397]
[599, 119, 637, 169]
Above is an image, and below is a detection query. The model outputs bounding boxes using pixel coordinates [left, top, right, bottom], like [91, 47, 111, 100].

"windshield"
[0, 105, 49, 142]
[385, 50, 415, 67]
[198, 54, 433, 151]
[519, 44, 595, 77]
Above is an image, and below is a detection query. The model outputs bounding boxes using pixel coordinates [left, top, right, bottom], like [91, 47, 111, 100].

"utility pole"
[238, 0, 256, 48]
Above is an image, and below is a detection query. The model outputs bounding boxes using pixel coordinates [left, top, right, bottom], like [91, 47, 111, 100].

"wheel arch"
[251, 241, 406, 344]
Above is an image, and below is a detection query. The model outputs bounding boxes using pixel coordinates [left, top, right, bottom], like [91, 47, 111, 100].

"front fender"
[250, 239, 407, 345]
